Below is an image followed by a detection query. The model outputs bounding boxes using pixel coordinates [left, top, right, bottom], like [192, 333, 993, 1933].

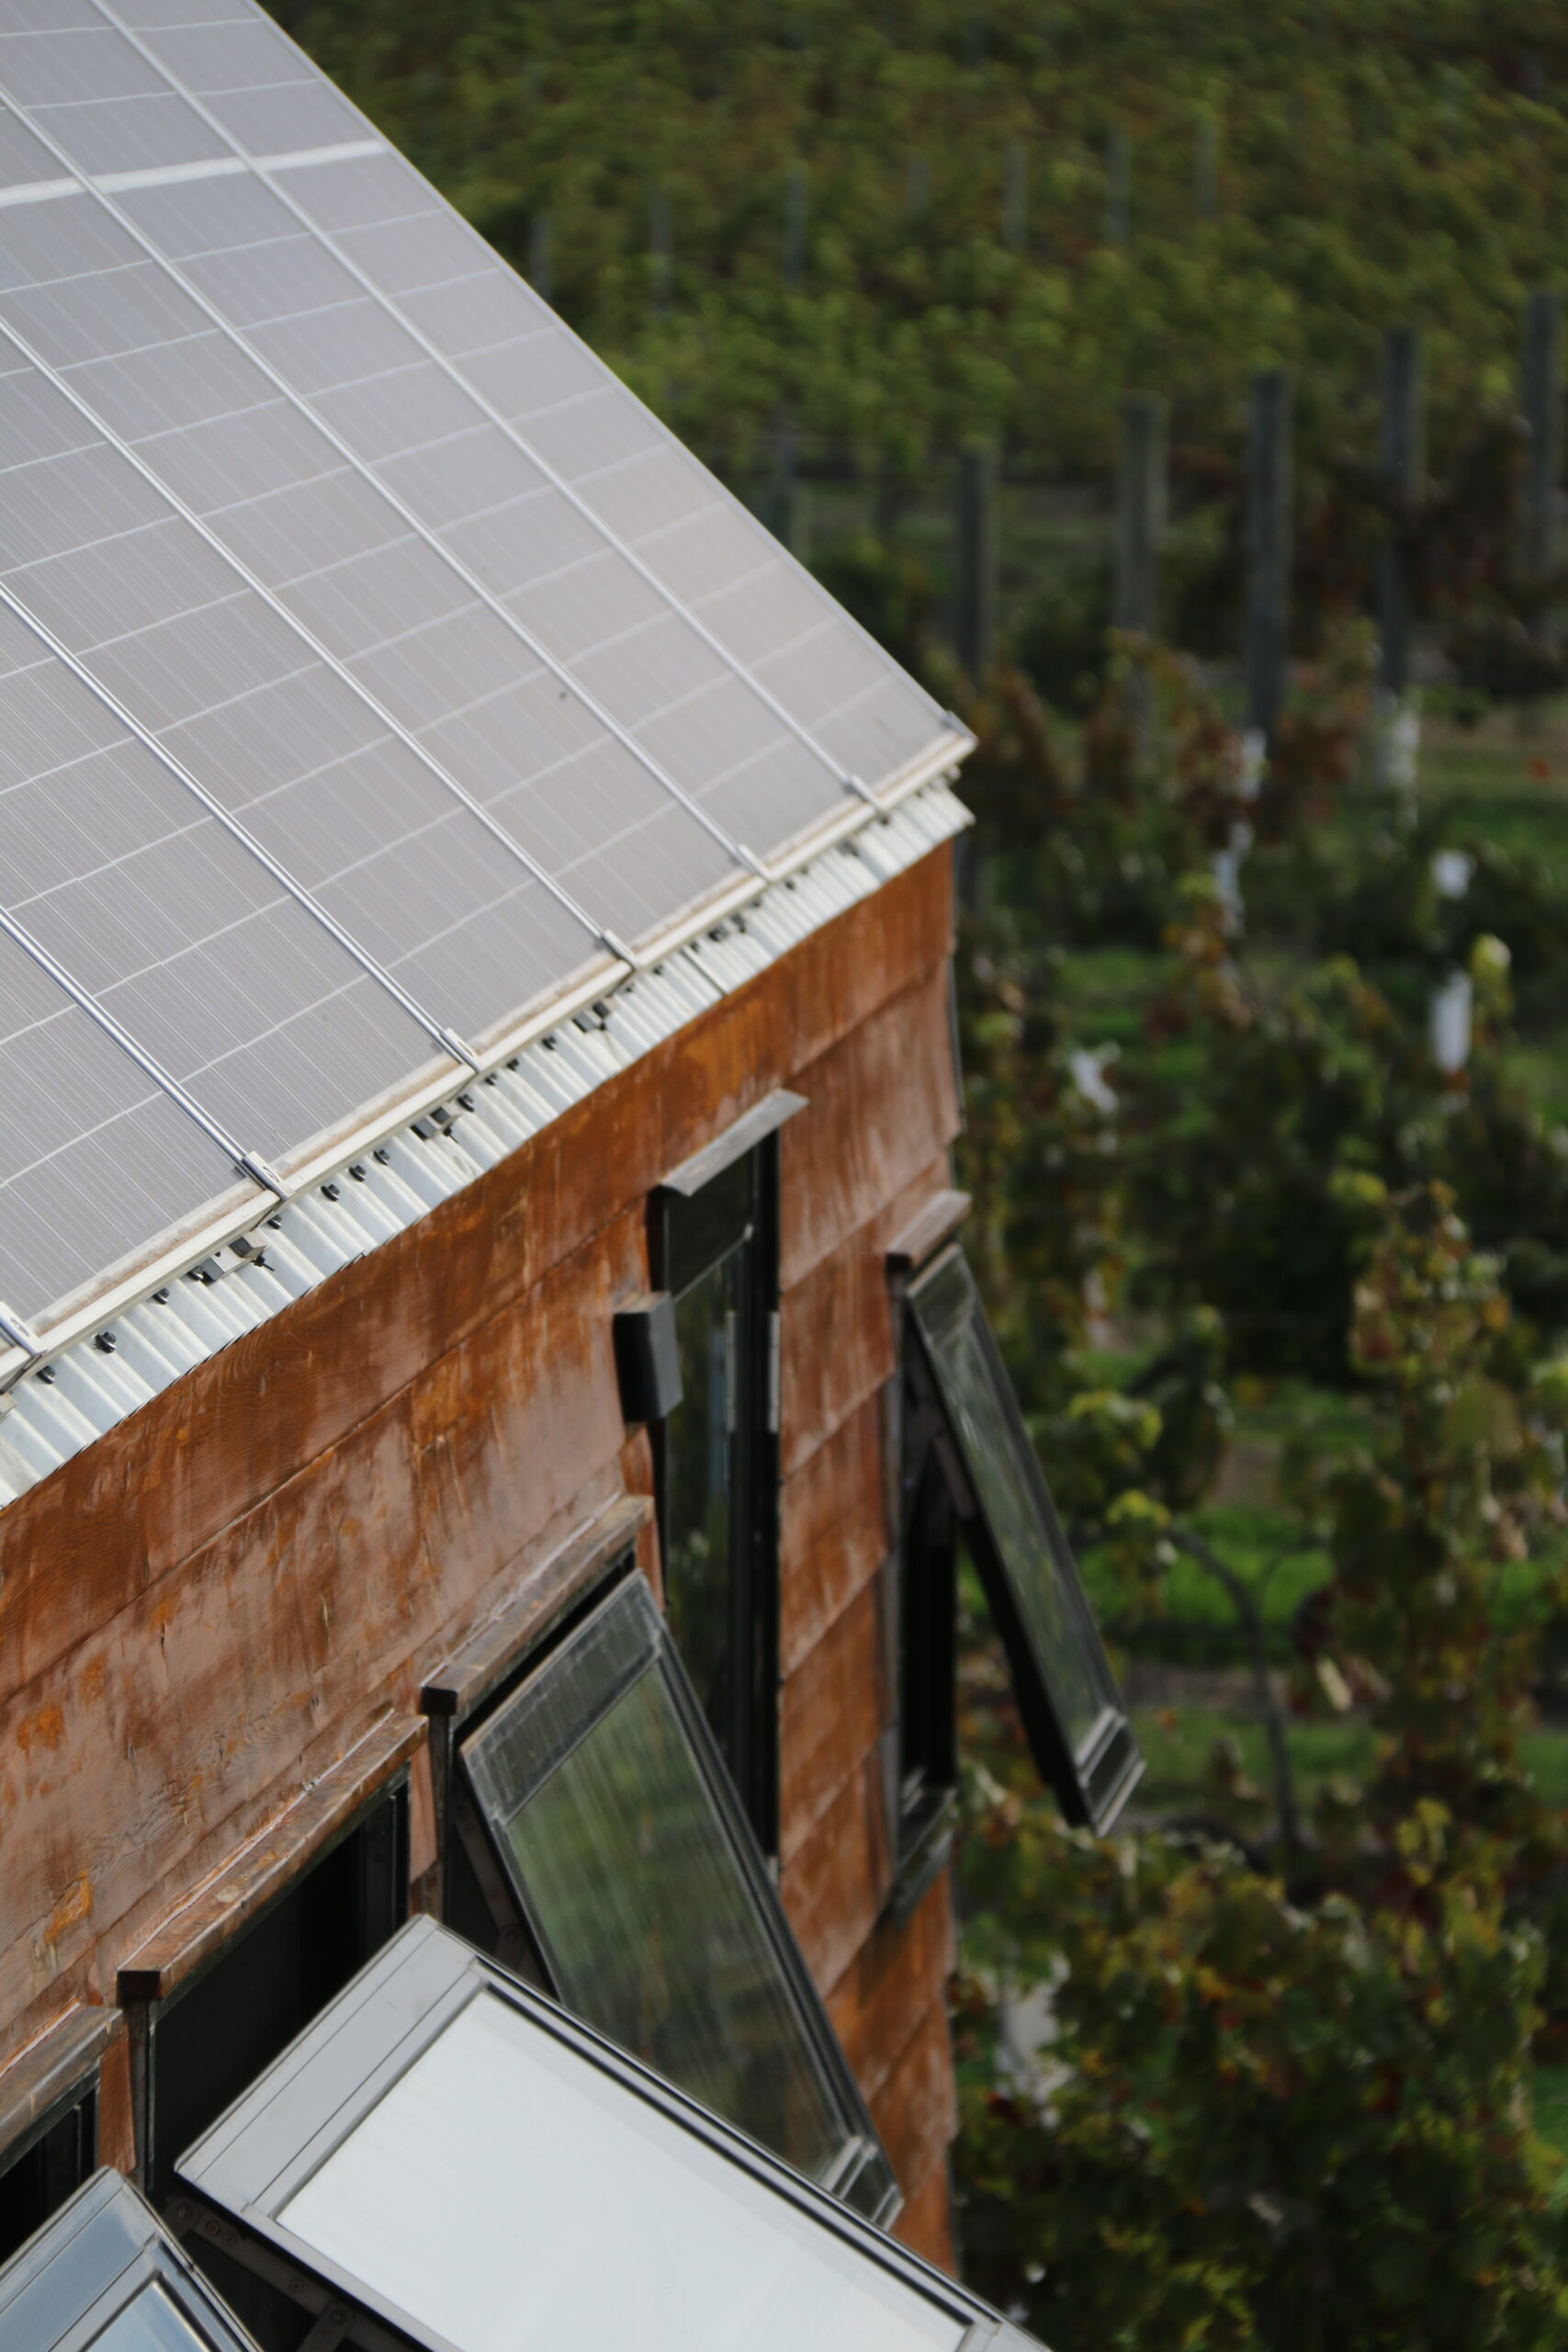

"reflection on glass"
[507, 1669, 844, 2184]
[664, 1249, 744, 1754]
[465, 1581, 846, 2189]
[282, 1995, 965, 2352]
[98, 2286, 209, 2352]
[910, 1251, 1113, 1759]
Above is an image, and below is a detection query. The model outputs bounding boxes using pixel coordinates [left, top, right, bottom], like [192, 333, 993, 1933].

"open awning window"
[175, 1919, 1036, 2352]
[907, 1246, 1144, 1833]
[457, 1573, 896, 2222]
[0, 2171, 257, 2352]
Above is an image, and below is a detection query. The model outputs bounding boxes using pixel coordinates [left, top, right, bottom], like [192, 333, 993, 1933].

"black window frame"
[0, 2170, 258, 2352]
[449, 1565, 898, 2224]
[171, 1917, 1039, 2352]
[651, 1102, 797, 1857]
[907, 1243, 1144, 1834]
[0, 2008, 114, 2272]
[121, 1780, 410, 2213]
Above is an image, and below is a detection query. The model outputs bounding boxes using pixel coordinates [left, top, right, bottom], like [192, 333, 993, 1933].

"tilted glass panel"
[97, 2285, 210, 2352]
[0, 2174, 259, 2352]
[0, 159, 736, 956]
[460, 1579, 857, 2201]
[908, 1245, 1143, 1830]
[279, 1992, 963, 2352]
[38, 12, 869, 863]
[0, 926, 241, 1322]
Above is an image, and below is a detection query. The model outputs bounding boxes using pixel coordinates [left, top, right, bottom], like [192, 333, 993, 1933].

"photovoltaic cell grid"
[0, 308, 605, 1044]
[0, 108, 740, 957]
[0, 924, 241, 1320]
[0, 583, 437, 1160]
[11, 1, 958, 822]
[0, 0, 966, 1336]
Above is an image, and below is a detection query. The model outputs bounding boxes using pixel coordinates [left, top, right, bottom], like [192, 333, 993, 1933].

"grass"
[1130, 1704, 1568, 1817]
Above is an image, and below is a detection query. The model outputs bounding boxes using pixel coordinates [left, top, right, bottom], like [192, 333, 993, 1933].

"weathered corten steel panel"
[779, 1395, 888, 1680]
[780, 1577, 890, 1868]
[0, 842, 964, 2263]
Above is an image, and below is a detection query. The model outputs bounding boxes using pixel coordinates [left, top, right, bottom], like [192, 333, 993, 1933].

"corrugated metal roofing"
[0, 0, 972, 1385]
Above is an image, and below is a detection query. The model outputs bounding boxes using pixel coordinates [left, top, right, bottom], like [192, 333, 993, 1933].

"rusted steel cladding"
[0, 843, 963, 2249]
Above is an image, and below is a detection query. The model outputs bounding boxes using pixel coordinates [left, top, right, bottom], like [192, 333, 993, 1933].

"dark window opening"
[653, 1140, 780, 1853]
[0, 2086, 95, 2269]
[891, 1391, 960, 1912]
[149, 1787, 406, 2352]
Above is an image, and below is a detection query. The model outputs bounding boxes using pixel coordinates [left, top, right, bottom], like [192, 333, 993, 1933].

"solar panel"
[0, 923, 242, 1322]
[0, 136, 742, 956]
[0, 326, 608, 1052]
[0, 2, 954, 867]
[0, 592, 436, 1162]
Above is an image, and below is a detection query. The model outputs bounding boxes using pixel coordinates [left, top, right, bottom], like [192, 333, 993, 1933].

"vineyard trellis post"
[1520, 288, 1562, 584]
[956, 442, 999, 683]
[1246, 367, 1293, 751]
[1115, 392, 1167, 639]
[1106, 126, 1131, 246]
[1377, 324, 1425, 800]
[1004, 137, 1028, 251]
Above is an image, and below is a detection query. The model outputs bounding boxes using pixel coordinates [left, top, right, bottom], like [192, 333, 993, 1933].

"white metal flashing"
[0, 784, 970, 1513]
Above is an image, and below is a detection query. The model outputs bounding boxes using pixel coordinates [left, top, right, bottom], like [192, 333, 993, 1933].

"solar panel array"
[0, 0, 965, 1333]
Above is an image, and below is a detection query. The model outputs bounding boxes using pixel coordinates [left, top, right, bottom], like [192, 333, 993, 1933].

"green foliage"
[955, 1803, 1568, 2351]
[269, 1, 1568, 532]
[1298, 1182, 1568, 1855]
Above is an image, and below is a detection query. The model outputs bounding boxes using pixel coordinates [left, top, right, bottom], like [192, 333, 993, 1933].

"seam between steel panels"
[83, 0, 891, 813]
[0, 897, 283, 1232]
[0, 108, 678, 967]
[0, 535, 482, 1078]
[0, 76, 770, 898]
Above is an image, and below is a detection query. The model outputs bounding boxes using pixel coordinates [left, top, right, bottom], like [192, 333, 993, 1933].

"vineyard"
[271, 4, 1568, 2342]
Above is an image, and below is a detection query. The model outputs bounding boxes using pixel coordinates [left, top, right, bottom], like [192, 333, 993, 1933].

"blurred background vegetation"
[270, 2, 1568, 2338]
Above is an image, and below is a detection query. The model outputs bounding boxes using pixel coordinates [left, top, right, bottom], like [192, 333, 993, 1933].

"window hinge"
[766, 1309, 781, 1435]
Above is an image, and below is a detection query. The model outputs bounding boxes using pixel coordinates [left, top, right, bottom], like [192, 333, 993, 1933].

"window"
[133, 1787, 407, 2210]
[907, 1246, 1144, 1833]
[453, 1571, 896, 2222]
[118, 1734, 415, 2349]
[0, 2008, 109, 2268]
[654, 1102, 798, 1852]
[888, 1400, 960, 1918]
[171, 1917, 1042, 2352]
[0, 2172, 256, 2352]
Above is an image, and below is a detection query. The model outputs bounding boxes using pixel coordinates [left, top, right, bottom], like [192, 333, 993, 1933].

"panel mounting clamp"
[0, 1300, 40, 1359]
[437, 1027, 484, 1075]
[237, 1151, 289, 1204]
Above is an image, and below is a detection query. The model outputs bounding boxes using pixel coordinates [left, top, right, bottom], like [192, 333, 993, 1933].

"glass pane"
[489, 1653, 845, 2187]
[909, 1250, 1116, 1762]
[664, 1151, 752, 1294]
[97, 2286, 209, 2352]
[281, 1993, 965, 2352]
[664, 1247, 744, 1743]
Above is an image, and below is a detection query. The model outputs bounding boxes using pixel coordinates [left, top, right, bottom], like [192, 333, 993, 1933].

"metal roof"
[0, 0, 973, 1379]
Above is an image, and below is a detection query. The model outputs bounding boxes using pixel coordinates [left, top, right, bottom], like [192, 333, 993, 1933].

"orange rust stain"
[17, 1702, 64, 1758]
[78, 1657, 105, 1702]
[47, 1874, 93, 1945]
